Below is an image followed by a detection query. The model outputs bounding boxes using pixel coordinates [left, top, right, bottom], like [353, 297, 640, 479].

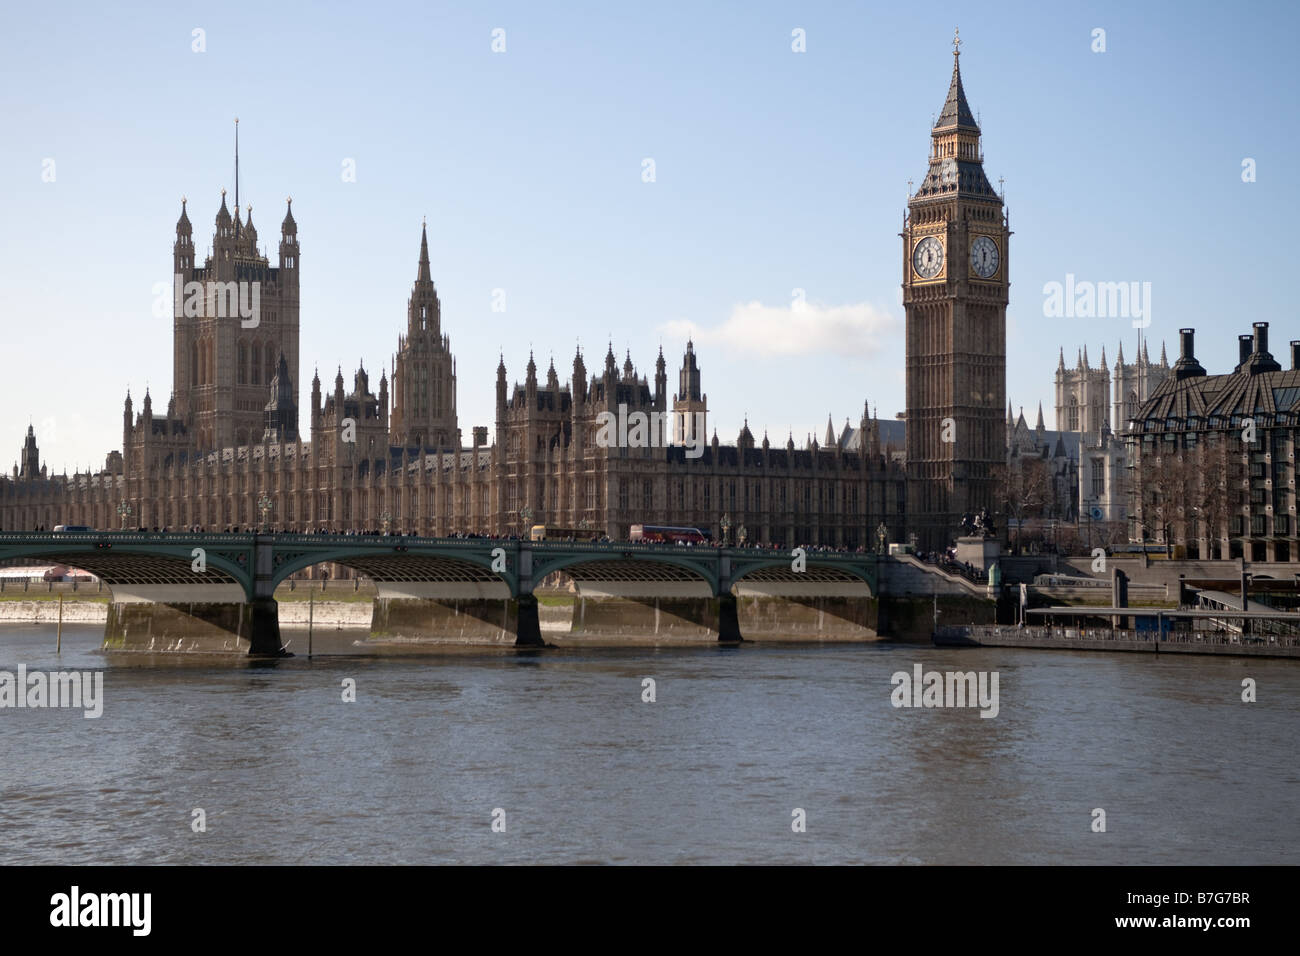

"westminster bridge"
[0, 531, 928, 653]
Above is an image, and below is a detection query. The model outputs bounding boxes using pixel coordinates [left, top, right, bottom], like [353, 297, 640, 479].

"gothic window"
[1068, 396, 1079, 431]
[238, 342, 248, 385]
[191, 343, 200, 385]
[251, 344, 262, 386]
[266, 349, 275, 386]
[618, 480, 628, 512]
[642, 480, 652, 512]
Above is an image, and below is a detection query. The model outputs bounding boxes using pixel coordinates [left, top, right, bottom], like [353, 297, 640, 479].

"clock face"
[970, 235, 999, 278]
[912, 236, 944, 279]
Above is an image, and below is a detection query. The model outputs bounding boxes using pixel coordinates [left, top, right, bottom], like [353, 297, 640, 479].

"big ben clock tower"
[903, 32, 1009, 551]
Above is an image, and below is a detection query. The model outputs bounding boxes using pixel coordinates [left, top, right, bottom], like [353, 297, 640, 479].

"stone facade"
[2, 211, 907, 548]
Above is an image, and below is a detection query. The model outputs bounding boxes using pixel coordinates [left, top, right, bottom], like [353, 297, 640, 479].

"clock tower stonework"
[903, 38, 1009, 551]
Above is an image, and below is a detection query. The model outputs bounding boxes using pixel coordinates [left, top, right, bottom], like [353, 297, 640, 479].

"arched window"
[266, 347, 275, 386]
[191, 342, 199, 385]
[251, 343, 262, 385]
[237, 342, 248, 385]
[1068, 395, 1079, 431]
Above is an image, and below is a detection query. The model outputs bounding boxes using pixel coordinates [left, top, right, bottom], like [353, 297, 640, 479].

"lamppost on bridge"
[738, 524, 747, 548]
[380, 510, 392, 536]
[720, 513, 731, 547]
[117, 501, 133, 530]
[876, 522, 888, 554]
[258, 495, 273, 532]
[520, 505, 534, 539]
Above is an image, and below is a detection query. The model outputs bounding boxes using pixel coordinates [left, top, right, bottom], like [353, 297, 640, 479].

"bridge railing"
[962, 624, 1300, 648]
[0, 531, 255, 545]
[0, 531, 878, 565]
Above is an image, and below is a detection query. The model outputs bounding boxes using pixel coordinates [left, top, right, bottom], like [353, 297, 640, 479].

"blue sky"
[1, 0, 1297, 473]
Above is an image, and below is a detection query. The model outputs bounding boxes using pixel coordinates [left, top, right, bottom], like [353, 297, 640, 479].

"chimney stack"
[1239, 335, 1253, 366]
[1253, 321, 1270, 357]
[1173, 328, 1207, 381]
[1291, 340, 1300, 371]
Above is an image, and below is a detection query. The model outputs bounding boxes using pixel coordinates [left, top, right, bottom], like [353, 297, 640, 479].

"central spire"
[417, 219, 431, 283]
[233, 117, 241, 237]
[935, 30, 978, 131]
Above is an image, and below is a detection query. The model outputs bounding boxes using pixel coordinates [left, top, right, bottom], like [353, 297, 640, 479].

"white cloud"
[662, 299, 898, 358]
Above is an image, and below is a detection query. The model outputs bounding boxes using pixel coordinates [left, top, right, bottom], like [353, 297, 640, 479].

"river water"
[1, 623, 1296, 865]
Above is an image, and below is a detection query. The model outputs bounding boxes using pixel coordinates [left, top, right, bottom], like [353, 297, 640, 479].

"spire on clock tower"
[937, 29, 978, 131]
[913, 31, 999, 203]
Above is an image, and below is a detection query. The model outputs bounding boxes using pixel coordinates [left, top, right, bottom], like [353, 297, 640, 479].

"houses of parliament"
[0, 43, 1007, 552]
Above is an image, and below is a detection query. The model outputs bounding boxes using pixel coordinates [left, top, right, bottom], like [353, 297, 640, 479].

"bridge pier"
[562, 590, 739, 645]
[733, 590, 879, 641]
[103, 597, 286, 655]
[718, 593, 743, 644]
[369, 586, 544, 647]
[515, 594, 543, 647]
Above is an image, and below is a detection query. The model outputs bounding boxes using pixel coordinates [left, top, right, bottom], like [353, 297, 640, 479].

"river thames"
[1, 624, 1297, 865]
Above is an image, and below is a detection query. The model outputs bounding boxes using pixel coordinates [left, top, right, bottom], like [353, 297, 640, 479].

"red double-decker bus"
[629, 524, 708, 544]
